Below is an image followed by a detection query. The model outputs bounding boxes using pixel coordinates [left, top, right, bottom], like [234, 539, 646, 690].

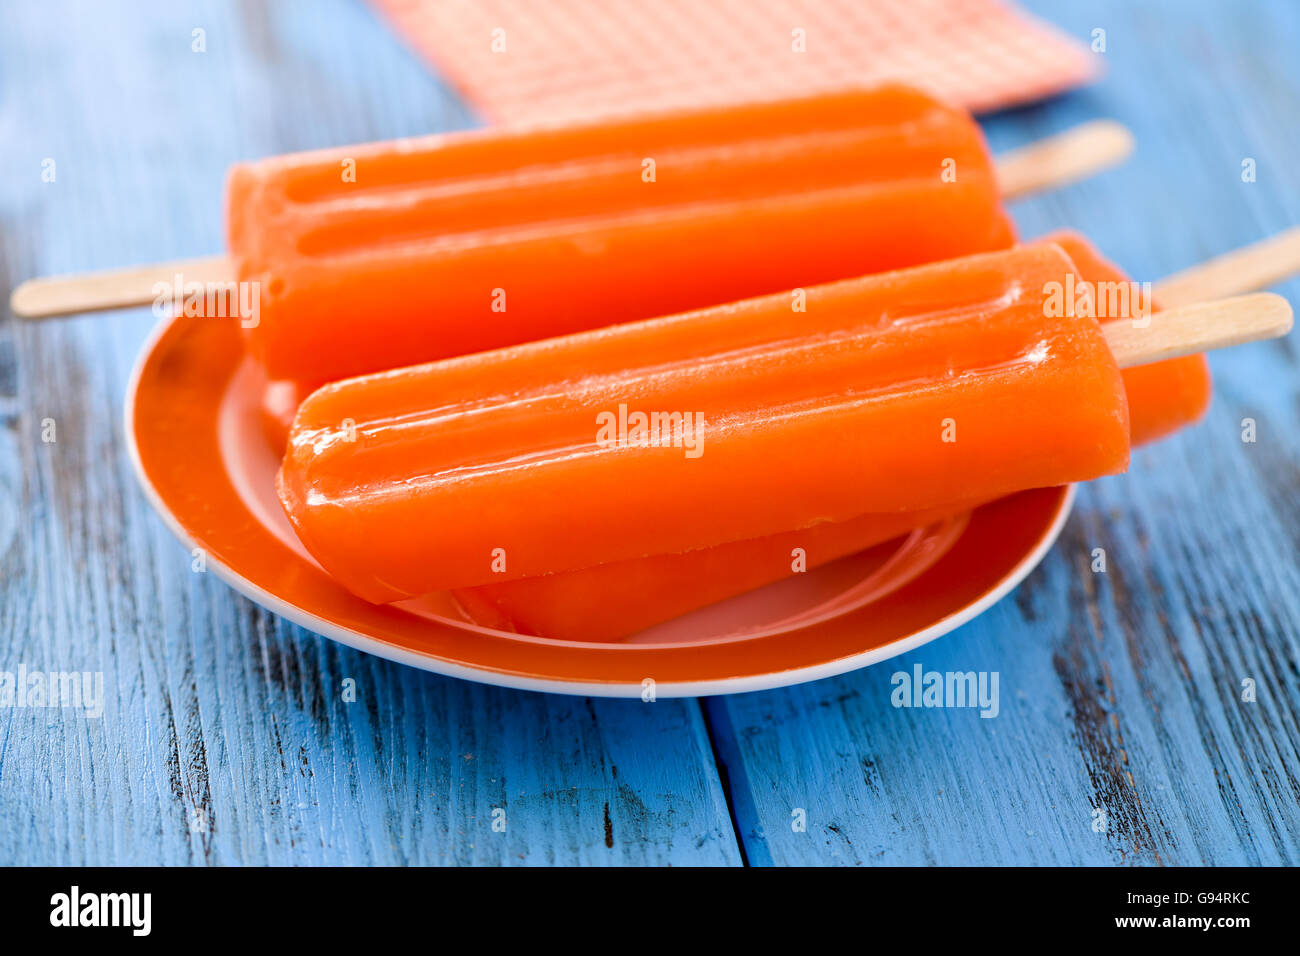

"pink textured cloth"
[373, 0, 1099, 123]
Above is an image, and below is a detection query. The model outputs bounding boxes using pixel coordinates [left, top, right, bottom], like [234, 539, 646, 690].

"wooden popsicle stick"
[10, 121, 1133, 321]
[8, 254, 234, 320]
[1152, 226, 1300, 308]
[1103, 292, 1292, 369]
[994, 120, 1135, 200]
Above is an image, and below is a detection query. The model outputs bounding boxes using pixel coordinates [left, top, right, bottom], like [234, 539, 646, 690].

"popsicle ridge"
[243, 85, 974, 199]
[288, 129, 990, 259]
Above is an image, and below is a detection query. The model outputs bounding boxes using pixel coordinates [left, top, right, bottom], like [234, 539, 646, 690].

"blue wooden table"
[1, 0, 1297, 866]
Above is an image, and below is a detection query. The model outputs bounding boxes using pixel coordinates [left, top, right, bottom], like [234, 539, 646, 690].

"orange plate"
[126, 312, 1074, 697]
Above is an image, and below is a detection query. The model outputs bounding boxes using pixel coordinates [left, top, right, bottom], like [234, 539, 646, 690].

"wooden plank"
[712, 0, 1300, 865]
[0, 0, 738, 866]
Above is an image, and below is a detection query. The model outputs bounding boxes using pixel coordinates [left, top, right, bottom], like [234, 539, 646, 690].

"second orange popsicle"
[230, 85, 1014, 387]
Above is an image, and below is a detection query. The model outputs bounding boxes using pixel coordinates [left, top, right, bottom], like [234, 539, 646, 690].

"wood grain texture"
[1103, 293, 1292, 369]
[711, 0, 1300, 865]
[0, 0, 737, 866]
[1, 0, 1297, 868]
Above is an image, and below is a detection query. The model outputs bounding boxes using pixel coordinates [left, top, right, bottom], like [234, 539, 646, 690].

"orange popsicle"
[230, 84, 1014, 387]
[278, 244, 1131, 602]
[454, 233, 1210, 643]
